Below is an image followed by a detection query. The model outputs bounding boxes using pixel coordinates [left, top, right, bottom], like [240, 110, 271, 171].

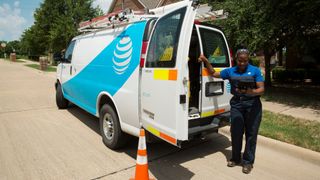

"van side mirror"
[53, 52, 65, 62]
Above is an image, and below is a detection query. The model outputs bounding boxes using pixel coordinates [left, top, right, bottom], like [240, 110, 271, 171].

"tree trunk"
[264, 49, 272, 87]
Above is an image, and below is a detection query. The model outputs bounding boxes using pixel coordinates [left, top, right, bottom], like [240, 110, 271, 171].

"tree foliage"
[203, 0, 320, 86]
[20, 0, 101, 57]
[0, 40, 21, 58]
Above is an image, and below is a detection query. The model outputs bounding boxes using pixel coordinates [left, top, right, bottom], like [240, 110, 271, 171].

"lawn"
[260, 110, 320, 152]
[25, 64, 57, 72]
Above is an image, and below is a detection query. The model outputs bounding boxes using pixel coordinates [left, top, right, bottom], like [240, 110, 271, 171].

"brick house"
[108, 0, 181, 12]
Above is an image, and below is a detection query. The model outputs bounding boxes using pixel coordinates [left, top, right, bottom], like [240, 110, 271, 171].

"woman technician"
[198, 49, 264, 174]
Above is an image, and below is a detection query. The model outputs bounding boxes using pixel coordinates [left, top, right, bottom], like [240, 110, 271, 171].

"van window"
[146, 7, 186, 68]
[200, 29, 230, 67]
[64, 40, 76, 63]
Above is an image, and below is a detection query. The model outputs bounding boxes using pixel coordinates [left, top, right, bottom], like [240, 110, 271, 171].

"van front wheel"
[99, 104, 127, 149]
[56, 83, 68, 109]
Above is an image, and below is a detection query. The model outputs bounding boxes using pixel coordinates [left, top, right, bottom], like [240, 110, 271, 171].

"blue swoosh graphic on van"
[62, 21, 146, 115]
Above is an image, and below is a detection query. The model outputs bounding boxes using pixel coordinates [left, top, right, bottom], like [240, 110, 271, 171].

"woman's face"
[237, 53, 249, 71]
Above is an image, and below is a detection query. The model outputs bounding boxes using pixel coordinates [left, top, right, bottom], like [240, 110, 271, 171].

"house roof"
[138, 0, 162, 9]
[108, 0, 170, 12]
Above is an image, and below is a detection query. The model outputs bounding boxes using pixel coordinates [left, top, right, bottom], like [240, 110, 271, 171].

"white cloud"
[14, 1, 20, 7]
[0, 2, 26, 41]
[92, 0, 112, 13]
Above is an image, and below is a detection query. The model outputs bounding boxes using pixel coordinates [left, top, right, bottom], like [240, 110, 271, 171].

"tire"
[99, 104, 128, 149]
[56, 83, 68, 109]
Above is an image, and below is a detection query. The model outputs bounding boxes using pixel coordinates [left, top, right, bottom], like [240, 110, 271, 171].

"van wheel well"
[99, 95, 117, 116]
[55, 80, 60, 90]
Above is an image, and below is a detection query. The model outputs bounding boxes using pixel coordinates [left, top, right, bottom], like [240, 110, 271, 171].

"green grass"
[260, 110, 320, 152]
[25, 64, 57, 72]
[14, 59, 25, 63]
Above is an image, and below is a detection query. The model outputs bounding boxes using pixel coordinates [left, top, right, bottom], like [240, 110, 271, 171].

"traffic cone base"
[130, 129, 155, 180]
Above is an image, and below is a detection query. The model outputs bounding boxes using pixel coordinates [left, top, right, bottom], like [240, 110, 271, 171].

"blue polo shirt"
[220, 64, 264, 97]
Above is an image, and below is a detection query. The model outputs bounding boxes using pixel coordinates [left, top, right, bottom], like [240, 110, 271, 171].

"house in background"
[108, 0, 181, 12]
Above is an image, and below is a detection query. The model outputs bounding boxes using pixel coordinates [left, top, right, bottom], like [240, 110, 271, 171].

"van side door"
[196, 25, 232, 118]
[141, 1, 196, 146]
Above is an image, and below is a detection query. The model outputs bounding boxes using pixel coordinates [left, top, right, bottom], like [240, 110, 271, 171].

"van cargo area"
[187, 27, 230, 140]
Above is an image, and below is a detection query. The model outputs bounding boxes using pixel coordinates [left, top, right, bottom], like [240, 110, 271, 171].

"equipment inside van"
[55, 1, 232, 149]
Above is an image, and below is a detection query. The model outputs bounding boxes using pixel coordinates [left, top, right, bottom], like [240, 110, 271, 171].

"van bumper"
[188, 112, 230, 139]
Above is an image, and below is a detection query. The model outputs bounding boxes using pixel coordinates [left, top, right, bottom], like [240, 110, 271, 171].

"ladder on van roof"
[78, 8, 137, 32]
[78, 8, 158, 32]
[77, 4, 227, 32]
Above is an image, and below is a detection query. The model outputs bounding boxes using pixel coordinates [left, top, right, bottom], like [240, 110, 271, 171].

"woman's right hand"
[198, 54, 208, 63]
[198, 54, 219, 77]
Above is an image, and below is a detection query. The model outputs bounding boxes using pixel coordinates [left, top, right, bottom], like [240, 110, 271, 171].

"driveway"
[0, 59, 319, 180]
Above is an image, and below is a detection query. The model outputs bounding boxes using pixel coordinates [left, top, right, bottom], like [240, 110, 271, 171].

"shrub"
[308, 70, 320, 83]
[272, 67, 320, 83]
[16, 54, 28, 59]
[250, 57, 260, 67]
[287, 68, 305, 81]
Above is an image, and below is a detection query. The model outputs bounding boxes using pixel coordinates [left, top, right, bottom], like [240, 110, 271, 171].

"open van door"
[195, 25, 232, 118]
[141, 1, 196, 146]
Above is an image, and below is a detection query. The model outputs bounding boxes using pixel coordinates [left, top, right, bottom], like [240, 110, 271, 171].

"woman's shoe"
[227, 160, 240, 167]
[242, 164, 253, 174]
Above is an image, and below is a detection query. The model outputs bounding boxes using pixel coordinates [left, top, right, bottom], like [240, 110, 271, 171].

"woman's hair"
[235, 48, 250, 58]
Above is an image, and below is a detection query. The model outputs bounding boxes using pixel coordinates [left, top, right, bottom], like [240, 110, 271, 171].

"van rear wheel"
[56, 83, 68, 109]
[99, 104, 127, 149]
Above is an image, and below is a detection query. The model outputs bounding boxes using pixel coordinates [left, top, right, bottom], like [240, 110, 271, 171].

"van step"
[188, 113, 200, 119]
[188, 123, 219, 136]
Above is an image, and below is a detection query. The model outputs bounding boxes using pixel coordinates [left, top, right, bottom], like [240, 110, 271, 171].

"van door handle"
[70, 66, 72, 75]
[183, 77, 188, 92]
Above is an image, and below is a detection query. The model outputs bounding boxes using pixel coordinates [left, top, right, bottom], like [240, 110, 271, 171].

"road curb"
[219, 126, 320, 166]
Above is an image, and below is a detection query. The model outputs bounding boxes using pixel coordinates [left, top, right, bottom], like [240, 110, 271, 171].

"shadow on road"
[67, 104, 100, 134]
[67, 105, 231, 180]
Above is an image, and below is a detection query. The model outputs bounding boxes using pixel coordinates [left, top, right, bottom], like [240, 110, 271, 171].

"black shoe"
[227, 160, 240, 167]
[242, 164, 253, 174]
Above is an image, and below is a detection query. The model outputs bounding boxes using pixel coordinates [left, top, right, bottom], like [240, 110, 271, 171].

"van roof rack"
[78, 8, 155, 32]
[78, 4, 227, 32]
[78, 9, 132, 32]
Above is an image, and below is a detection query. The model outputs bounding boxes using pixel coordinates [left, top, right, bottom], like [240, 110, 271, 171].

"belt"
[232, 95, 260, 101]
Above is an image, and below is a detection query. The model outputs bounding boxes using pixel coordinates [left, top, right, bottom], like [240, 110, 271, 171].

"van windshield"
[199, 28, 230, 67]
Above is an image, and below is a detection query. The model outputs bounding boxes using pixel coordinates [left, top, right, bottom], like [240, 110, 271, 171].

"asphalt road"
[0, 59, 319, 180]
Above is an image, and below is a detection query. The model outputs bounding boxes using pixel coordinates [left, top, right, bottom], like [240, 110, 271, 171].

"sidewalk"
[262, 100, 320, 122]
[1, 58, 56, 78]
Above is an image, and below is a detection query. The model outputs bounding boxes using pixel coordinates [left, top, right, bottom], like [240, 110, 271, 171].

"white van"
[55, 1, 232, 149]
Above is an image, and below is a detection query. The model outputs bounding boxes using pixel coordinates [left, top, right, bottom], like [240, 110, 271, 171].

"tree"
[206, 0, 276, 86]
[205, 0, 320, 86]
[20, 0, 101, 58]
[0, 40, 21, 58]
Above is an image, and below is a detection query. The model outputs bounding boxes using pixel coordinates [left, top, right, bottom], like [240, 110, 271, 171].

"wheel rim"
[103, 113, 114, 140]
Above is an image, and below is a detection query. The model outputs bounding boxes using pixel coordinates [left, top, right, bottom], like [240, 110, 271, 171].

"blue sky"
[0, 0, 111, 42]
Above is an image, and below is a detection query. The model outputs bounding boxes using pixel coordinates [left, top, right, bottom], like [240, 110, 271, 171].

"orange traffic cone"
[130, 129, 154, 180]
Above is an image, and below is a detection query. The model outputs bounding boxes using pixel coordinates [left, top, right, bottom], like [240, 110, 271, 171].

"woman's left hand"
[246, 88, 255, 95]
[236, 88, 255, 95]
